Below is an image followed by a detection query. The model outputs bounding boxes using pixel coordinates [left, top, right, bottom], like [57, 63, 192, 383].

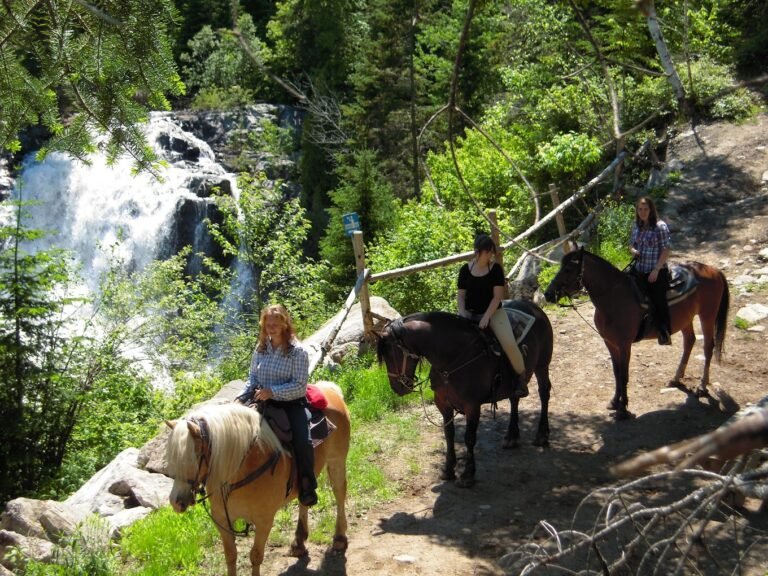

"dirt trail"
[253, 113, 768, 575]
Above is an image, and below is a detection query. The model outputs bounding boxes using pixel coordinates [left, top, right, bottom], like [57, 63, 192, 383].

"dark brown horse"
[376, 301, 553, 487]
[544, 247, 729, 420]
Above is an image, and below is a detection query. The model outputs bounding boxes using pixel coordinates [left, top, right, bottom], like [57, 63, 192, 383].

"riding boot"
[286, 402, 318, 506]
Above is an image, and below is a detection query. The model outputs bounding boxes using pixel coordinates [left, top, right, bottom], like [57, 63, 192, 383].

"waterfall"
[2, 105, 297, 388]
[12, 112, 234, 289]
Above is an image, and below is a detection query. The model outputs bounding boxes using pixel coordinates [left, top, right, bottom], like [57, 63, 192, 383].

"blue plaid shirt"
[241, 339, 309, 402]
[631, 220, 671, 273]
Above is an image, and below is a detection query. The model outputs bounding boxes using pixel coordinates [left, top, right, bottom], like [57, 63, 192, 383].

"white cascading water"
[3, 111, 256, 390]
[14, 112, 233, 290]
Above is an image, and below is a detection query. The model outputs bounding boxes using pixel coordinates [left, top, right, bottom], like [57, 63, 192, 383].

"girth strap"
[226, 450, 281, 494]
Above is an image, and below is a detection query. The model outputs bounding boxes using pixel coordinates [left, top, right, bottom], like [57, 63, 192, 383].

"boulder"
[0, 529, 56, 570]
[0, 498, 78, 542]
[64, 448, 172, 523]
[304, 296, 400, 366]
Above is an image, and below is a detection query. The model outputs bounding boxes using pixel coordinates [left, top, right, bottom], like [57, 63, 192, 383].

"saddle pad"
[503, 307, 536, 344]
[305, 384, 328, 410]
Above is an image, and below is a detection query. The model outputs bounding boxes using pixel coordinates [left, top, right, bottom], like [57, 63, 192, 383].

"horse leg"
[695, 315, 717, 397]
[457, 409, 480, 488]
[326, 458, 349, 553]
[671, 322, 695, 386]
[607, 345, 633, 420]
[435, 392, 457, 481]
[531, 367, 551, 447]
[215, 521, 238, 576]
[503, 396, 520, 449]
[289, 505, 309, 557]
[248, 520, 273, 576]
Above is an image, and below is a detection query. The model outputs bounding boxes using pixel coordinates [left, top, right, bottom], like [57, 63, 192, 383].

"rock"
[105, 507, 154, 538]
[0, 498, 78, 542]
[736, 304, 768, 325]
[64, 448, 173, 523]
[0, 529, 56, 569]
[732, 274, 756, 286]
[137, 427, 173, 475]
[758, 247, 768, 261]
[304, 296, 400, 365]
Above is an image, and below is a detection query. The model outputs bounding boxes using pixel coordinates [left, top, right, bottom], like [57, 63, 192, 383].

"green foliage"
[14, 517, 117, 576]
[0, 199, 92, 503]
[536, 132, 603, 182]
[424, 127, 535, 227]
[180, 14, 271, 102]
[121, 505, 221, 575]
[209, 173, 331, 329]
[595, 200, 635, 266]
[189, 86, 256, 110]
[367, 202, 476, 315]
[319, 149, 397, 300]
[688, 57, 757, 121]
[0, 0, 183, 170]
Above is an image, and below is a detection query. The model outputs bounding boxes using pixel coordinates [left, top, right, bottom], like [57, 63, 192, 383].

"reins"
[187, 416, 282, 537]
[385, 318, 490, 429]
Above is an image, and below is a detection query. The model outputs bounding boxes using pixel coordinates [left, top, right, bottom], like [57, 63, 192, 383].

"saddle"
[482, 301, 535, 358]
[631, 264, 699, 309]
[629, 265, 699, 342]
[250, 384, 337, 447]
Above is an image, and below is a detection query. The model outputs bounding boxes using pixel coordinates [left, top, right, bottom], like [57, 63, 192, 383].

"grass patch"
[120, 505, 222, 575]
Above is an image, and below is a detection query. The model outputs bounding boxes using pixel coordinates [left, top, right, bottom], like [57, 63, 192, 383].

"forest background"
[0, 0, 766, 529]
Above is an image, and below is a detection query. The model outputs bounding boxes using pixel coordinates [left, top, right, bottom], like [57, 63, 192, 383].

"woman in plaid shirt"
[237, 304, 317, 506]
[630, 196, 672, 345]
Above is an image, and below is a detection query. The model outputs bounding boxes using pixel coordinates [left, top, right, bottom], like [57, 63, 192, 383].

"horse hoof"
[532, 437, 549, 448]
[694, 386, 709, 398]
[440, 470, 456, 481]
[289, 543, 308, 558]
[614, 410, 635, 421]
[455, 476, 475, 488]
[502, 438, 519, 449]
[331, 535, 348, 553]
[606, 399, 620, 411]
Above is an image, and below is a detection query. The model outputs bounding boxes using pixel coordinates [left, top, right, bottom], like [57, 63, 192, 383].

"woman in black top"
[457, 234, 527, 397]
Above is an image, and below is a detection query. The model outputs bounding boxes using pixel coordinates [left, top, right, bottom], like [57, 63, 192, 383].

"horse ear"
[165, 419, 177, 430]
[186, 419, 202, 439]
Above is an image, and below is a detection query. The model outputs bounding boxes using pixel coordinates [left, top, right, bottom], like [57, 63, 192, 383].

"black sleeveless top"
[457, 262, 505, 314]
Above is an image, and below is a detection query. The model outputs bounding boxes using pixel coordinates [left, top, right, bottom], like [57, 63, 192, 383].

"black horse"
[376, 301, 553, 487]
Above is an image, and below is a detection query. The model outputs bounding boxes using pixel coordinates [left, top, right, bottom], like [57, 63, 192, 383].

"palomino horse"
[166, 381, 350, 576]
[376, 301, 553, 487]
[544, 247, 729, 420]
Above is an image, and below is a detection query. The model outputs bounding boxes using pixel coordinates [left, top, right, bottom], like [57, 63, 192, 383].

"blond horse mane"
[167, 403, 285, 489]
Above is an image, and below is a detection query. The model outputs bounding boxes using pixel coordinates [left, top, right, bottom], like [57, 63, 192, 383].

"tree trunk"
[637, 0, 689, 113]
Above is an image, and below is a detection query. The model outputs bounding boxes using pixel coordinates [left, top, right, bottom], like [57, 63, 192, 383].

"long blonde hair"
[257, 304, 297, 353]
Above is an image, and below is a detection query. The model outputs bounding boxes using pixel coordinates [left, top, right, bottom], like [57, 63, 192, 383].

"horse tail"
[713, 270, 730, 363]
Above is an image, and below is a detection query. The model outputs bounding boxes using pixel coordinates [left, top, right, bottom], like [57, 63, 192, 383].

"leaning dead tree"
[499, 463, 768, 575]
[502, 400, 768, 575]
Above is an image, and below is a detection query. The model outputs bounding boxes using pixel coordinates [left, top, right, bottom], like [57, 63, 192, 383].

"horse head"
[165, 416, 210, 513]
[375, 318, 421, 396]
[544, 247, 585, 303]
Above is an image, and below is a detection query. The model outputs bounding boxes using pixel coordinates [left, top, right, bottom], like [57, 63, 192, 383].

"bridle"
[181, 415, 281, 537]
[384, 317, 490, 389]
[551, 252, 586, 306]
[384, 319, 427, 392]
[186, 416, 212, 501]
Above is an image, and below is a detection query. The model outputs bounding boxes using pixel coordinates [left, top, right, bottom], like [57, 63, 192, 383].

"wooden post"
[489, 209, 501, 269]
[549, 184, 567, 238]
[351, 231, 374, 338]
